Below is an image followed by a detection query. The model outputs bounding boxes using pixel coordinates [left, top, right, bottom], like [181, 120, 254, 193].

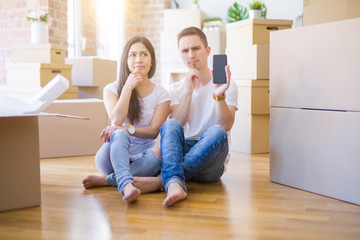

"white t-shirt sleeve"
[225, 80, 238, 110]
[155, 84, 171, 105]
[103, 81, 119, 97]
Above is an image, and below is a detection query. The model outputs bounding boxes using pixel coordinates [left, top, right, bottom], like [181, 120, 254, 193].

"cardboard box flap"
[0, 74, 70, 116]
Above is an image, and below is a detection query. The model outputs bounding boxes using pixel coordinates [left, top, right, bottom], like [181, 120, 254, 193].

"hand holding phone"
[213, 54, 227, 84]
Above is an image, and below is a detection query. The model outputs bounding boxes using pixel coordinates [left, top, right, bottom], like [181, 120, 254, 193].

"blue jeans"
[94, 129, 161, 194]
[160, 118, 228, 193]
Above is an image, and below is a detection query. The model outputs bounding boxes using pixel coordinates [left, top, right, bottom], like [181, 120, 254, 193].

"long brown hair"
[117, 36, 156, 124]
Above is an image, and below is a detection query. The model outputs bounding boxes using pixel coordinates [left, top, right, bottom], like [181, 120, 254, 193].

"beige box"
[6, 63, 77, 99]
[303, 0, 360, 26]
[226, 19, 293, 48]
[236, 80, 269, 114]
[66, 57, 117, 87]
[227, 45, 269, 80]
[163, 9, 202, 32]
[39, 99, 108, 158]
[0, 116, 41, 212]
[77, 86, 105, 99]
[270, 107, 360, 205]
[270, 18, 360, 111]
[160, 31, 187, 70]
[230, 112, 269, 154]
[11, 43, 66, 64]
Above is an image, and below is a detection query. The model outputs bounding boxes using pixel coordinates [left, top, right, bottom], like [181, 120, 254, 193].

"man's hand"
[184, 67, 199, 92]
[213, 65, 231, 96]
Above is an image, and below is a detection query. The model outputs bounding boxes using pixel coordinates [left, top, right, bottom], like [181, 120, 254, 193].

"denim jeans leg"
[160, 118, 187, 192]
[94, 142, 114, 174]
[183, 125, 228, 182]
[109, 129, 133, 194]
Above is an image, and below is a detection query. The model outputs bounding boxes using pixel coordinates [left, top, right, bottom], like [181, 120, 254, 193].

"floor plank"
[0, 152, 359, 240]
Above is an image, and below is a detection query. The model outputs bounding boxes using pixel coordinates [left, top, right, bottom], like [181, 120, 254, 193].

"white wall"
[174, 0, 303, 26]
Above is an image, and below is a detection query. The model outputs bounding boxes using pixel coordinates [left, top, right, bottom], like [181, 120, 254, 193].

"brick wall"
[125, 0, 166, 83]
[0, 0, 165, 85]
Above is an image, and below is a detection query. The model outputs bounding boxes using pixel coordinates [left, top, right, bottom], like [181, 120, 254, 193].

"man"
[160, 27, 238, 207]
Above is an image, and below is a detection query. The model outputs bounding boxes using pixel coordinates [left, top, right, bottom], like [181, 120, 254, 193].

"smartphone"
[213, 54, 227, 84]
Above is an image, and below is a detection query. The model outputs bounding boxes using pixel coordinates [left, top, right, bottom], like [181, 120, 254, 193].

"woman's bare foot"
[134, 177, 163, 193]
[82, 175, 108, 189]
[122, 183, 141, 203]
[163, 182, 187, 207]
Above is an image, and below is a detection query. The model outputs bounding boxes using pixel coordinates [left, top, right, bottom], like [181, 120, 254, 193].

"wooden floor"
[0, 152, 359, 240]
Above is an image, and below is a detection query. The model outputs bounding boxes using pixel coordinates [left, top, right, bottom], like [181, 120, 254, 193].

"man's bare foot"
[122, 183, 141, 203]
[163, 182, 187, 207]
[82, 175, 109, 189]
[134, 177, 163, 193]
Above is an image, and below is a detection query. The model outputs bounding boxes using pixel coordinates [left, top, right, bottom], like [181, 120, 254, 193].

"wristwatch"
[213, 93, 225, 101]
[127, 124, 135, 135]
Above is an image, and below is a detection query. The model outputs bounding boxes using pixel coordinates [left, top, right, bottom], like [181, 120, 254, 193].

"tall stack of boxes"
[4, 43, 77, 100]
[160, 9, 202, 88]
[226, 18, 292, 154]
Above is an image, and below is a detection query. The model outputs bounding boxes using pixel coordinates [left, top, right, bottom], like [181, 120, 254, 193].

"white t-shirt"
[104, 81, 170, 159]
[169, 78, 238, 140]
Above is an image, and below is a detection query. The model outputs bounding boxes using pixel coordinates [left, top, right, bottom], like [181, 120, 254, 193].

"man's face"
[178, 35, 210, 70]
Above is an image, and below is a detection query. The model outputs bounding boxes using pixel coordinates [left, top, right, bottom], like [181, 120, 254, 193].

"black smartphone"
[213, 54, 227, 84]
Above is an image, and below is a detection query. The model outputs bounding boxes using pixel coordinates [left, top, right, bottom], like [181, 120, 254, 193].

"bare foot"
[82, 175, 108, 189]
[163, 182, 187, 207]
[134, 177, 163, 193]
[122, 183, 141, 203]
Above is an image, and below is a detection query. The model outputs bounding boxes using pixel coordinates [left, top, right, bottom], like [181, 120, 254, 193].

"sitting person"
[82, 36, 170, 203]
[137, 27, 238, 207]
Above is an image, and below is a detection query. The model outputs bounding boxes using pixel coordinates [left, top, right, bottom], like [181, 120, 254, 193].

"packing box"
[11, 43, 66, 64]
[226, 18, 292, 48]
[163, 9, 202, 32]
[270, 18, 360, 111]
[6, 63, 77, 99]
[66, 57, 117, 87]
[270, 108, 360, 205]
[0, 116, 41, 212]
[235, 80, 269, 114]
[230, 112, 269, 154]
[303, 0, 360, 26]
[227, 44, 269, 80]
[160, 31, 187, 70]
[39, 99, 108, 158]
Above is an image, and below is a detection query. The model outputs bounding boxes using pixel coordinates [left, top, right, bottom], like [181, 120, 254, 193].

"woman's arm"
[131, 101, 170, 139]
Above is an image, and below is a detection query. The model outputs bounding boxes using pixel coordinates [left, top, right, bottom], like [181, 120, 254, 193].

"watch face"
[128, 125, 135, 134]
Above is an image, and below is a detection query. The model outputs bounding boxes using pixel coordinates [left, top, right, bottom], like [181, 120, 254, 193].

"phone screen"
[213, 54, 227, 84]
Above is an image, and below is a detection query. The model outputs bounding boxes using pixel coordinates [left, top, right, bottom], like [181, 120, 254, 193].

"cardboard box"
[235, 80, 269, 114]
[77, 86, 105, 99]
[270, 107, 360, 205]
[6, 63, 77, 99]
[163, 9, 202, 32]
[303, 0, 360, 26]
[270, 18, 360, 111]
[0, 116, 41, 212]
[39, 99, 108, 158]
[0, 75, 87, 212]
[66, 57, 117, 87]
[227, 44, 269, 80]
[226, 18, 293, 48]
[230, 112, 269, 154]
[11, 43, 66, 64]
[160, 31, 187, 70]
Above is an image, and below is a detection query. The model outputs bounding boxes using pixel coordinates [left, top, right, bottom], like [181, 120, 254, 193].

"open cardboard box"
[0, 75, 87, 212]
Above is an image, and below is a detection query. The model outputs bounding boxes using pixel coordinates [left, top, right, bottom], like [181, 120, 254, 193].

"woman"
[82, 36, 170, 203]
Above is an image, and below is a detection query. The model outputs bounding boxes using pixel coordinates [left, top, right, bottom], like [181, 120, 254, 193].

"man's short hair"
[177, 27, 208, 48]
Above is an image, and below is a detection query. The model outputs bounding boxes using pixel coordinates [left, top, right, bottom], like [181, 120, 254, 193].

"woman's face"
[127, 42, 152, 76]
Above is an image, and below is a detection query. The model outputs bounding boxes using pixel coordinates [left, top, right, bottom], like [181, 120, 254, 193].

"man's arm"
[213, 65, 236, 132]
[170, 69, 198, 126]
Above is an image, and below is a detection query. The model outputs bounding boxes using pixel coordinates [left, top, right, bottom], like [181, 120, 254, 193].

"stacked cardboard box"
[3, 44, 77, 100]
[66, 57, 117, 99]
[226, 18, 292, 154]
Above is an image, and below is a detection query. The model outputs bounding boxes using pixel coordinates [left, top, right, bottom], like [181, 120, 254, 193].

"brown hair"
[177, 26, 208, 48]
[117, 36, 156, 124]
